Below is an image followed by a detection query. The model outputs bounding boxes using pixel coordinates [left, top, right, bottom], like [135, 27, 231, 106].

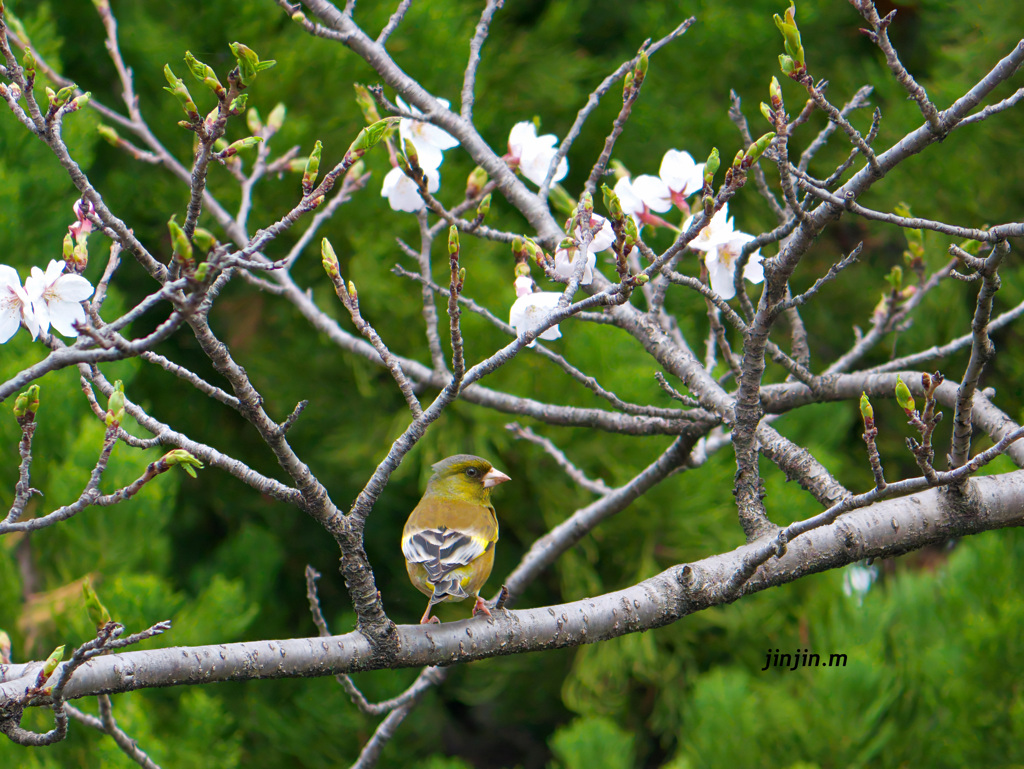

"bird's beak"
[482, 468, 511, 488]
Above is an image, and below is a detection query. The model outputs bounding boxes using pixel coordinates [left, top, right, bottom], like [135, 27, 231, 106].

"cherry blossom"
[684, 204, 763, 300]
[509, 291, 562, 346]
[25, 259, 95, 337]
[381, 164, 441, 212]
[514, 275, 534, 298]
[395, 96, 459, 171]
[552, 214, 614, 285]
[507, 122, 568, 187]
[704, 232, 763, 300]
[659, 149, 704, 206]
[69, 198, 96, 243]
[613, 176, 675, 231]
[0, 265, 38, 343]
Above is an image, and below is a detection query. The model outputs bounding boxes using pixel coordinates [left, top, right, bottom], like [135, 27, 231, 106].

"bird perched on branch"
[402, 455, 510, 624]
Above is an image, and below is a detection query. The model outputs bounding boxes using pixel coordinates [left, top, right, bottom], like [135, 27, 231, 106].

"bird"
[402, 454, 510, 624]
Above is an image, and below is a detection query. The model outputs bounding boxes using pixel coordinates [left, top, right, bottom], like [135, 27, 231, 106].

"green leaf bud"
[353, 84, 381, 124]
[321, 238, 340, 279]
[12, 392, 29, 419]
[69, 92, 91, 111]
[229, 42, 276, 87]
[704, 148, 720, 184]
[466, 165, 488, 197]
[83, 577, 112, 630]
[769, 76, 783, 109]
[222, 136, 263, 158]
[105, 380, 125, 426]
[246, 107, 263, 134]
[448, 225, 460, 255]
[743, 131, 776, 167]
[163, 65, 198, 121]
[97, 124, 121, 146]
[167, 216, 193, 268]
[579, 190, 594, 216]
[773, 2, 805, 68]
[267, 102, 286, 132]
[42, 645, 65, 678]
[191, 228, 217, 255]
[859, 391, 873, 423]
[348, 117, 400, 156]
[302, 140, 322, 194]
[895, 375, 916, 412]
[601, 184, 624, 222]
[22, 47, 36, 77]
[476, 193, 491, 219]
[162, 449, 204, 478]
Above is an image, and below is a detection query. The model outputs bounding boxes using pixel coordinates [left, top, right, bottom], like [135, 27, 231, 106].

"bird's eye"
[465, 467, 479, 478]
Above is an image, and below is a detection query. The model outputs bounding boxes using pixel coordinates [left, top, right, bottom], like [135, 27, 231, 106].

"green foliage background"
[1, 0, 1023, 767]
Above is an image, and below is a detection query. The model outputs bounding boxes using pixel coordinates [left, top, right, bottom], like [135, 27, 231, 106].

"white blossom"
[507, 121, 568, 187]
[395, 96, 459, 172]
[509, 291, 562, 346]
[631, 174, 672, 213]
[381, 165, 440, 212]
[659, 149, 704, 199]
[685, 205, 762, 300]
[0, 265, 38, 343]
[704, 232, 763, 300]
[552, 214, 614, 285]
[25, 259, 94, 337]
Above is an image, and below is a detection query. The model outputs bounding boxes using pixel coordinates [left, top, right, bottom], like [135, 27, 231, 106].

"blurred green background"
[2, 0, 1023, 766]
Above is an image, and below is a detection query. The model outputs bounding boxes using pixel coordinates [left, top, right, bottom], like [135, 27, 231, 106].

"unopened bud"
[42, 645, 65, 678]
[353, 84, 381, 124]
[246, 107, 263, 134]
[859, 391, 873, 424]
[105, 380, 126, 426]
[769, 76, 783, 108]
[302, 140, 322, 194]
[97, 124, 121, 146]
[895, 375, 916, 412]
[704, 148, 720, 184]
[466, 165, 488, 197]
[579, 190, 594, 215]
[321, 238, 340, 278]
[448, 225, 460, 255]
[191, 228, 217, 255]
[743, 131, 776, 168]
[267, 103, 286, 132]
[476, 193, 491, 219]
[83, 577, 112, 630]
[167, 217, 194, 268]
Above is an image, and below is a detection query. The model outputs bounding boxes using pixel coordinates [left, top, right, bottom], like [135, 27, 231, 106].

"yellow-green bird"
[402, 455, 510, 624]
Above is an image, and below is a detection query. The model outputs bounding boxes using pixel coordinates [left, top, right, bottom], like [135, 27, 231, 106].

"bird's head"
[425, 454, 511, 504]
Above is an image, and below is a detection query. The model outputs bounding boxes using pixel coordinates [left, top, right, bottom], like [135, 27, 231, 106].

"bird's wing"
[402, 526, 490, 584]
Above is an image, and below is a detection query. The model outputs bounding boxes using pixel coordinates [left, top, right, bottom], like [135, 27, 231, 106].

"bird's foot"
[472, 596, 493, 618]
[420, 615, 441, 625]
